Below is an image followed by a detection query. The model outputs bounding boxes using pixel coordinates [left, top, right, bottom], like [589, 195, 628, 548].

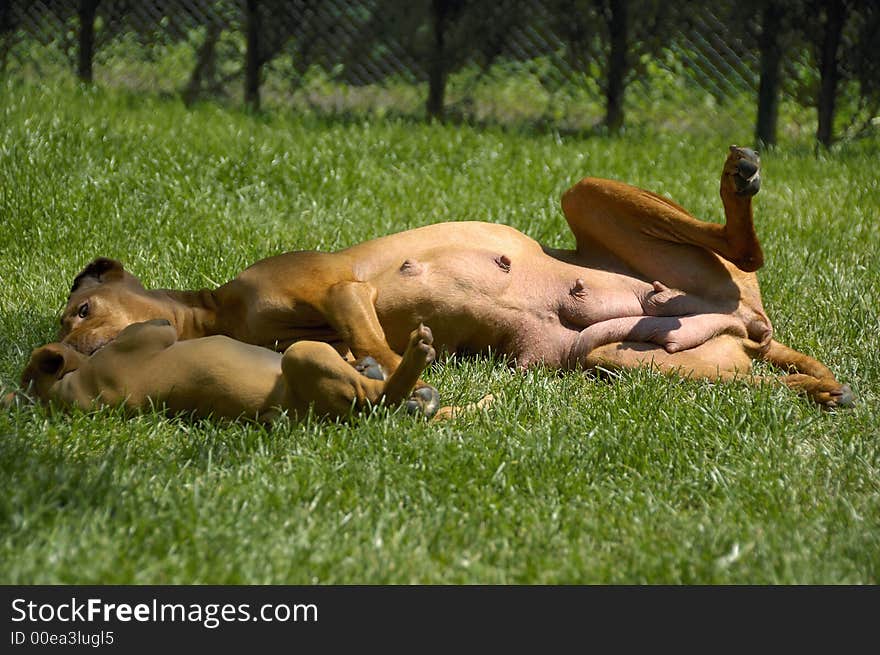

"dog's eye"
[77, 303, 89, 319]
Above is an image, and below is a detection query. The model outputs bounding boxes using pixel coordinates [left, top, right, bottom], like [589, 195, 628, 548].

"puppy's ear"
[35, 348, 65, 376]
[22, 345, 64, 383]
[20, 344, 77, 393]
[69, 258, 126, 295]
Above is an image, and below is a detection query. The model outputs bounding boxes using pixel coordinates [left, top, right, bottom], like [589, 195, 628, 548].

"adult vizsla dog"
[19, 320, 441, 421]
[58, 146, 853, 408]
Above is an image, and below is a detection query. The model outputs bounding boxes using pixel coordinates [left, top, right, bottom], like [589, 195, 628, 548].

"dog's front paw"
[405, 385, 441, 419]
[728, 145, 761, 196]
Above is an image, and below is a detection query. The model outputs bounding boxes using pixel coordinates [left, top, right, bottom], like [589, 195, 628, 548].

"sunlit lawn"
[1, 79, 878, 583]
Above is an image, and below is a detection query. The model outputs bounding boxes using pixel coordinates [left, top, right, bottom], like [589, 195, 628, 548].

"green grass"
[1, 78, 878, 584]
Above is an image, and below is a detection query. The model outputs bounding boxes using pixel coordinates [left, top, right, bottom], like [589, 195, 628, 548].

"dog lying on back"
[15, 319, 443, 422]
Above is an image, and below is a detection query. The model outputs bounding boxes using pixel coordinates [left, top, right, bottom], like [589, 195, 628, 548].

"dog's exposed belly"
[368, 235, 776, 368]
[207, 226, 769, 369]
[372, 246, 671, 367]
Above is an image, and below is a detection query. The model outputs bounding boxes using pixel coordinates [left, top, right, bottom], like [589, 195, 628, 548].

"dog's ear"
[20, 348, 61, 398]
[20, 344, 79, 391]
[69, 258, 126, 295]
[24, 345, 65, 380]
[20, 344, 87, 403]
[37, 349, 64, 375]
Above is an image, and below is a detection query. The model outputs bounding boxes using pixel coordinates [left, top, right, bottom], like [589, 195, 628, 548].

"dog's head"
[59, 258, 168, 354]
[20, 342, 88, 402]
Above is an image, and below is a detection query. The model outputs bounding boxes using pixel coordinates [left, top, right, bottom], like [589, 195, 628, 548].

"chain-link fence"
[2, 1, 878, 143]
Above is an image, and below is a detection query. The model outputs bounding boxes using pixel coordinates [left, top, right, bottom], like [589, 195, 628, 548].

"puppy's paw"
[406, 324, 436, 368]
[404, 385, 441, 419]
[353, 356, 387, 381]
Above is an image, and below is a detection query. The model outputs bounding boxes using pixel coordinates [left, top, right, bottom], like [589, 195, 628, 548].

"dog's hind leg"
[383, 324, 440, 418]
[558, 147, 764, 295]
[760, 340, 854, 408]
[280, 325, 440, 419]
[583, 336, 853, 409]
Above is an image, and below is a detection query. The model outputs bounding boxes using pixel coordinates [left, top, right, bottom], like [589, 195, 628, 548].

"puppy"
[14, 320, 440, 422]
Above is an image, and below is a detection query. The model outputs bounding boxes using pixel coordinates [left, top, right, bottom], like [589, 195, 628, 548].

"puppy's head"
[20, 342, 88, 403]
[60, 258, 166, 354]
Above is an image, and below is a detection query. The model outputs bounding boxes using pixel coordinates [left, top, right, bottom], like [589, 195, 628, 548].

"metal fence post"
[605, 0, 628, 134]
[77, 0, 99, 82]
[755, 3, 783, 147]
[426, 0, 453, 121]
[245, 0, 261, 110]
[817, 0, 845, 147]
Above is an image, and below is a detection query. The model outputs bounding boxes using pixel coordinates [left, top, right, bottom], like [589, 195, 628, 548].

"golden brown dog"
[57, 147, 853, 408]
[19, 320, 441, 422]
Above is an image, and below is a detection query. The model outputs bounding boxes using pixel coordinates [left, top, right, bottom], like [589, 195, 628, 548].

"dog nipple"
[399, 259, 423, 276]
[571, 278, 587, 296]
[495, 254, 512, 272]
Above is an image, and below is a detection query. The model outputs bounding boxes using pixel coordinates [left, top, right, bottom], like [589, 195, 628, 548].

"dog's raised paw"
[405, 385, 441, 419]
[729, 146, 761, 196]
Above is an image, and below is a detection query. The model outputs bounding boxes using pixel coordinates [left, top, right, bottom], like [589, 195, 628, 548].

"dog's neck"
[153, 289, 220, 339]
